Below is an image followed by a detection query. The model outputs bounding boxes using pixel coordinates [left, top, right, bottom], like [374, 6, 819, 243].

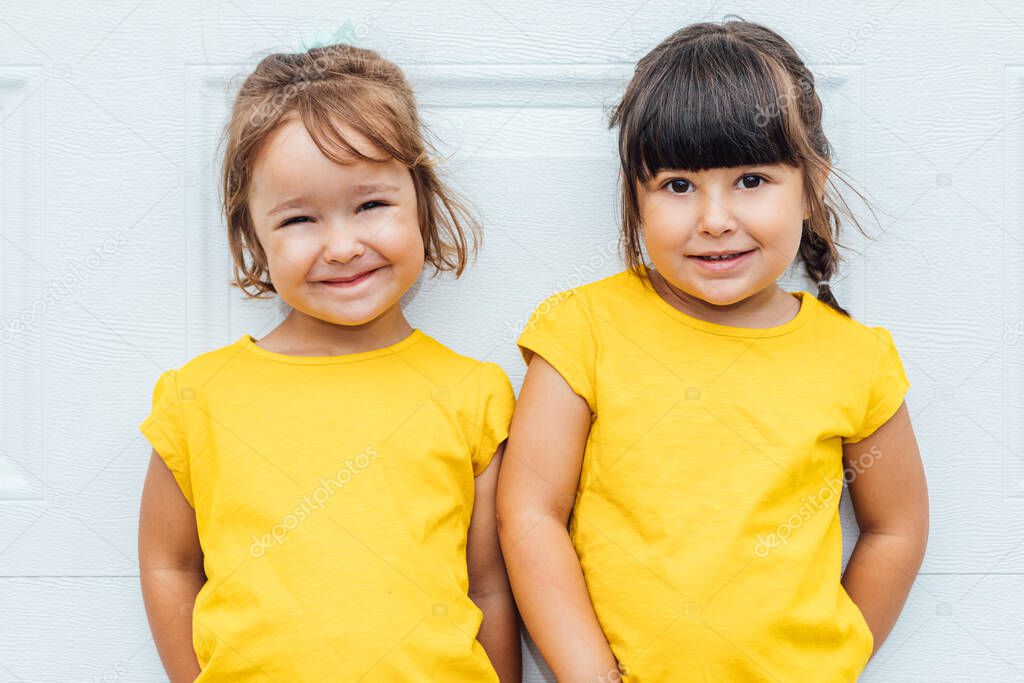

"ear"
[803, 161, 832, 221]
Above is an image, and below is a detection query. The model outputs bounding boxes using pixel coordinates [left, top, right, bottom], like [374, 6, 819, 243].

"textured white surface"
[0, 0, 1021, 680]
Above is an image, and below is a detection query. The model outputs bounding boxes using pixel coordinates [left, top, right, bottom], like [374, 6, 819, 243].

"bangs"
[296, 82, 418, 168]
[618, 36, 802, 181]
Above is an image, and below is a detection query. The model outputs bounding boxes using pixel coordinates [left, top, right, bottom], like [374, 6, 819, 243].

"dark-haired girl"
[498, 19, 928, 682]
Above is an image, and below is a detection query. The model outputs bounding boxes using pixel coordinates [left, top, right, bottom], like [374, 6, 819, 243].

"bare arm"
[468, 442, 522, 682]
[496, 354, 620, 682]
[841, 402, 929, 657]
[139, 449, 205, 682]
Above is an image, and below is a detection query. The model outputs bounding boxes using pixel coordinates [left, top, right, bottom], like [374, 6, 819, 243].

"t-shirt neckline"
[633, 266, 815, 338]
[239, 328, 425, 365]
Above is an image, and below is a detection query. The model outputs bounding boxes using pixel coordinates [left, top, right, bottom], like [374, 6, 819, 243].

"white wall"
[0, 0, 1021, 680]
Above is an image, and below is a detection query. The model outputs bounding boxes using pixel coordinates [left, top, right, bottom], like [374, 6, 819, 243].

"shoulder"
[414, 332, 492, 373]
[806, 299, 912, 443]
[549, 269, 637, 306]
[409, 341, 517, 474]
[141, 338, 249, 443]
[804, 296, 904, 375]
[166, 336, 254, 390]
[809, 296, 897, 348]
[523, 269, 639, 327]
[414, 337, 515, 457]
[413, 333, 513, 394]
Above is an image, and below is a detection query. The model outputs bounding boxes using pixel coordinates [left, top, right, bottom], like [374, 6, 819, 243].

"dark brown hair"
[610, 18, 872, 316]
[221, 43, 480, 298]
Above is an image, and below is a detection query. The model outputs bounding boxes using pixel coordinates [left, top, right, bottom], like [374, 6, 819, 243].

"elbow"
[494, 481, 520, 539]
[494, 495, 517, 545]
[495, 497, 549, 550]
[917, 511, 931, 560]
[860, 508, 930, 568]
[909, 496, 931, 559]
[904, 516, 930, 574]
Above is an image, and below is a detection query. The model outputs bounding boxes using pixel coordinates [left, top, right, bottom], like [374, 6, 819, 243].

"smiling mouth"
[690, 249, 756, 261]
[319, 267, 384, 286]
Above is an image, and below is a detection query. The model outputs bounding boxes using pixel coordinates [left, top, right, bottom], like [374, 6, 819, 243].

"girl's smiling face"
[247, 116, 424, 326]
[638, 163, 809, 306]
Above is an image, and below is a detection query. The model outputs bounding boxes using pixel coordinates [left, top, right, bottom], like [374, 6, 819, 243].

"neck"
[259, 304, 414, 357]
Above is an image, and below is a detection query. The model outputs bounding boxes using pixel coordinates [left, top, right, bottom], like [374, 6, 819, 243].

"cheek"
[264, 231, 318, 280]
[641, 199, 688, 252]
[759, 230, 802, 271]
[372, 205, 425, 268]
[746, 210, 804, 258]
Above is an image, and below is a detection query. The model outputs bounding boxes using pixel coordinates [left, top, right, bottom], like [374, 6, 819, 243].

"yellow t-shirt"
[516, 268, 910, 683]
[139, 329, 515, 682]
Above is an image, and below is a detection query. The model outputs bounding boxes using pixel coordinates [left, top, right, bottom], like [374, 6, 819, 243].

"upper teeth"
[703, 253, 740, 260]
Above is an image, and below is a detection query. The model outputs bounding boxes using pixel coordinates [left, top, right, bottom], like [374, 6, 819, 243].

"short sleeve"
[471, 362, 516, 476]
[516, 289, 598, 414]
[843, 327, 911, 445]
[139, 369, 194, 507]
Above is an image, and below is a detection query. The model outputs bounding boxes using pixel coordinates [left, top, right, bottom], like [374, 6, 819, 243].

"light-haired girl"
[498, 19, 928, 682]
[139, 44, 520, 682]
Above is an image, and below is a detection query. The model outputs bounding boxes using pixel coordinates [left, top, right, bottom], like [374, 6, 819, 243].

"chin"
[688, 280, 757, 307]
[325, 306, 391, 327]
[287, 297, 389, 327]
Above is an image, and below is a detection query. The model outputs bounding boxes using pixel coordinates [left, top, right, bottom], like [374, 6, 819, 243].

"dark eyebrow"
[267, 184, 400, 216]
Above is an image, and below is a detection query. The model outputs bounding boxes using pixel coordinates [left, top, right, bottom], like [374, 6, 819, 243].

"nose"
[321, 219, 366, 264]
[697, 189, 737, 237]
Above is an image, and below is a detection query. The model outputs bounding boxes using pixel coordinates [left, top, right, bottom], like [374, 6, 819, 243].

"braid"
[799, 216, 850, 317]
[608, 19, 875, 315]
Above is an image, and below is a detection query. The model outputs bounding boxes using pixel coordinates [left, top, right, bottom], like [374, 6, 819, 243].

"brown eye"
[739, 175, 766, 189]
[281, 216, 312, 227]
[665, 179, 691, 194]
